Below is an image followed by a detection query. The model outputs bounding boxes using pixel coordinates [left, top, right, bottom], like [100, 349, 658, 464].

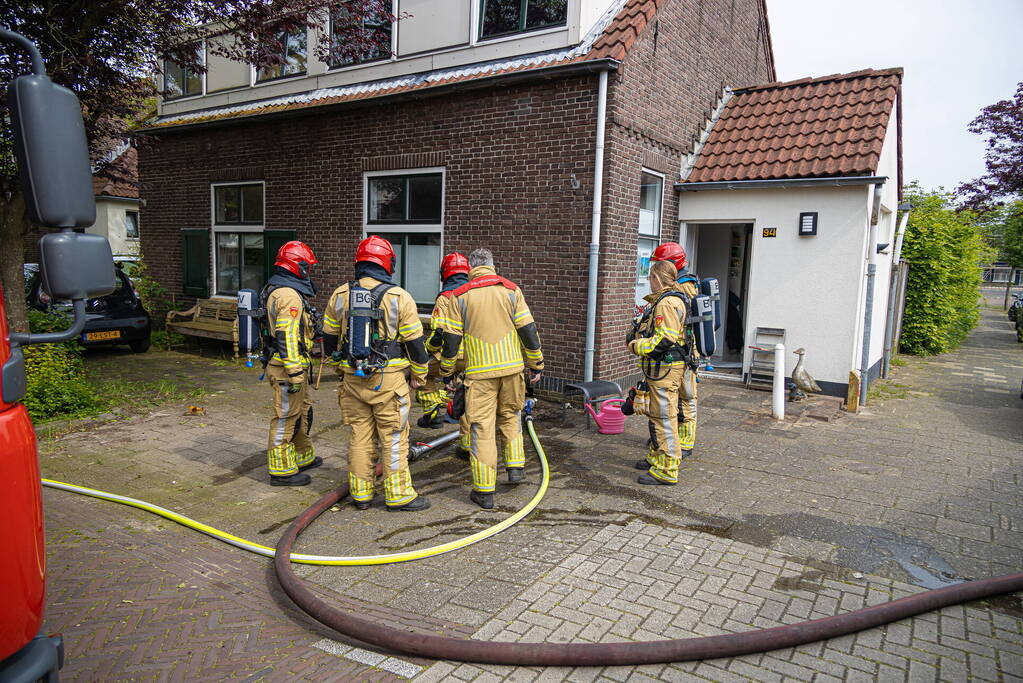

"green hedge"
[22, 309, 99, 421]
[899, 190, 984, 355]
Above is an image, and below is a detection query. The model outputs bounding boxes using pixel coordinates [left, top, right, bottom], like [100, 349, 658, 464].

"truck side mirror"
[6, 68, 95, 228]
[38, 232, 115, 300]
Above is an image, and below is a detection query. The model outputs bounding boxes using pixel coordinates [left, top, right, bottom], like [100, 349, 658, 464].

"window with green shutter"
[181, 229, 210, 296]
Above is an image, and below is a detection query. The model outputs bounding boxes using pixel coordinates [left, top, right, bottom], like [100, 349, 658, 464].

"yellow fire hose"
[40, 420, 551, 566]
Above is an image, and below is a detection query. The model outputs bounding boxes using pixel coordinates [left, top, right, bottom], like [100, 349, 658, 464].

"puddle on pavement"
[548, 439, 967, 591]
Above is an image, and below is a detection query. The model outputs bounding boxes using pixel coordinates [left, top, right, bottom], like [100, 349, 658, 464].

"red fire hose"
[274, 421, 1023, 666]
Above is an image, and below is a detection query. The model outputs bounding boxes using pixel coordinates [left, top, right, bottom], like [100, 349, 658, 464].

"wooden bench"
[166, 298, 239, 358]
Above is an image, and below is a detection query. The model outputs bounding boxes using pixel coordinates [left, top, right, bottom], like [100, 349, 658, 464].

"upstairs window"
[256, 30, 308, 82]
[124, 210, 140, 239]
[163, 56, 201, 99]
[330, 4, 393, 67]
[480, 0, 567, 40]
[214, 183, 264, 225]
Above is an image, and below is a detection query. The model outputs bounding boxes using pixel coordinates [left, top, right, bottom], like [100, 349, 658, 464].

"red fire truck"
[0, 28, 117, 681]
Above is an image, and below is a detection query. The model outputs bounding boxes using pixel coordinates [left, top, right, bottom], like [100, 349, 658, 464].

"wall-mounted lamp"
[569, 173, 581, 190]
[798, 211, 818, 236]
[876, 242, 890, 254]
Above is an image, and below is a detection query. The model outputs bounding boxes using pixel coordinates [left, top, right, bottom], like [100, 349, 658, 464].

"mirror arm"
[10, 299, 87, 346]
[0, 27, 46, 76]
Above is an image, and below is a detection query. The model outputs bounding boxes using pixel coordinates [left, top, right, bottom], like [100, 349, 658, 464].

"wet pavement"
[38, 292, 1022, 681]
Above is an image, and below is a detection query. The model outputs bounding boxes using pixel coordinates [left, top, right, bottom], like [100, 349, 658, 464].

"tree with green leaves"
[0, 0, 391, 331]
[899, 188, 985, 355]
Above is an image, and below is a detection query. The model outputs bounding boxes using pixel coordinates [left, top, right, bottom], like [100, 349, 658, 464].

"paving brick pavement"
[35, 298, 1022, 680]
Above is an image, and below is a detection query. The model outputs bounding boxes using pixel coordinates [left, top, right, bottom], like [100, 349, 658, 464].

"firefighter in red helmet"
[322, 236, 432, 511]
[648, 242, 699, 461]
[259, 240, 321, 486]
[420, 253, 471, 455]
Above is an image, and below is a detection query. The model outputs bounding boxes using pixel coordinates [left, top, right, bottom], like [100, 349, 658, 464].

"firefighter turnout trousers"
[340, 371, 419, 507]
[266, 364, 315, 477]
[678, 365, 697, 451]
[464, 373, 526, 492]
[643, 365, 686, 483]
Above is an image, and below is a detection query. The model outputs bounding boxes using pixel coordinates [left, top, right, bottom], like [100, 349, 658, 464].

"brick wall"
[595, 0, 773, 387]
[139, 0, 773, 389]
[140, 77, 598, 383]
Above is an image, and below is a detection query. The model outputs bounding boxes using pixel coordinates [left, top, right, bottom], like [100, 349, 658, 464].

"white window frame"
[210, 181, 266, 298]
[474, 0, 570, 45]
[326, 0, 398, 74]
[362, 167, 445, 306]
[250, 28, 311, 87]
[635, 168, 665, 306]
[162, 42, 206, 102]
[124, 209, 140, 241]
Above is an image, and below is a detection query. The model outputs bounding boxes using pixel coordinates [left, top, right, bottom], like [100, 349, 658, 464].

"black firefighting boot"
[270, 472, 311, 487]
[417, 408, 444, 429]
[470, 490, 494, 509]
[354, 497, 373, 510]
[507, 467, 524, 484]
[637, 472, 675, 486]
[388, 495, 431, 512]
[680, 449, 693, 461]
[298, 456, 323, 472]
[454, 447, 471, 461]
[634, 460, 652, 470]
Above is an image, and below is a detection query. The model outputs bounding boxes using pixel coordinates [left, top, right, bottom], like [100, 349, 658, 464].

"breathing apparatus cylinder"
[690, 294, 716, 358]
[700, 277, 721, 331]
[236, 289, 260, 353]
[346, 283, 378, 377]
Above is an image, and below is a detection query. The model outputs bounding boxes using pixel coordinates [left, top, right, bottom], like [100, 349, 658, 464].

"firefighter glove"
[287, 382, 303, 394]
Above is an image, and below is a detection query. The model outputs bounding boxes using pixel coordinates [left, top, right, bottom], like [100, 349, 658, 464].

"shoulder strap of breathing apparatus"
[257, 283, 318, 370]
[636, 290, 698, 379]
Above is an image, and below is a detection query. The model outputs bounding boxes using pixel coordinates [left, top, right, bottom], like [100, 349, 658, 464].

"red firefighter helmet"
[274, 240, 318, 277]
[440, 252, 470, 280]
[651, 242, 687, 271]
[356, 235, 396, 274]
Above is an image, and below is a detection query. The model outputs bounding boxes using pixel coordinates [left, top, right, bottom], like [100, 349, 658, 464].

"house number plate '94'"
[762, 228, 777, 238]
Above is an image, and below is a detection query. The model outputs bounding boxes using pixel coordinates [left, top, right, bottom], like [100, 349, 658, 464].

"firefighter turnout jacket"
[265, 286, 316, 382]
[440, 266, 543, 378]
[630, 284, 691, 374]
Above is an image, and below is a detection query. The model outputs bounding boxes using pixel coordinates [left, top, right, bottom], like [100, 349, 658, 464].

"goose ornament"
[792, 347, 821, 396]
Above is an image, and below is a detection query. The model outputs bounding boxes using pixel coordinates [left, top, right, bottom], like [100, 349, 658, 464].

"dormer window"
[163, 50, 202, 99]
[330, 3, 393, 68]
[480, 0, 567, 40]
[256, 30, 308, 82]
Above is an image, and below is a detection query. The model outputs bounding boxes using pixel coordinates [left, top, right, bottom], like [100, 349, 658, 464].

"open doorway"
[684, 222, 753, 375]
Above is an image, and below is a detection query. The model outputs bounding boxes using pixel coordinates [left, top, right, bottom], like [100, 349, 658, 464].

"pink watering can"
[583, 399, 627, 435]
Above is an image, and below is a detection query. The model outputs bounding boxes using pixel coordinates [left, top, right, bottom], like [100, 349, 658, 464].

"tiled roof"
[685, 68, 902, 183]
[148, 0, 658, 130]
[93, 146, 139, 199]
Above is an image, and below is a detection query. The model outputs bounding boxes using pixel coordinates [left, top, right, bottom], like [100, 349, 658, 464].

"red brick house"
[139, 0, 776, 391]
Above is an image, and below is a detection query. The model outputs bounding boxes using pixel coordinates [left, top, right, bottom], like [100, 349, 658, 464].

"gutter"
[674, 176, 888, 192]
[583, 69, 609, 382]
[881, 204, 911, 378]
[139, 59, 620, 135]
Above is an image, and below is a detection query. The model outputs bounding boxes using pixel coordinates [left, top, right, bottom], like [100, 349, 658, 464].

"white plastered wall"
[679, 185, 872, 389]
[88, 197, 140, 257]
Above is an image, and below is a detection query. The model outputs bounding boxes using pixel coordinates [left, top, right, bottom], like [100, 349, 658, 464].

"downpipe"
[274, 419, 1023, 667]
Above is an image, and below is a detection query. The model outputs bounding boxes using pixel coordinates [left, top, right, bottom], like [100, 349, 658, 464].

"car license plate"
[84, 331, 121, 341]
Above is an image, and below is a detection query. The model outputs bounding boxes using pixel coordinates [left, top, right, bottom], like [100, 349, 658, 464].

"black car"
[25, 263, 152, 353]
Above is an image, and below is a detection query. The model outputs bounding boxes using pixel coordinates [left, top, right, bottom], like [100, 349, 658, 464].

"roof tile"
[685, 68, 901, 183]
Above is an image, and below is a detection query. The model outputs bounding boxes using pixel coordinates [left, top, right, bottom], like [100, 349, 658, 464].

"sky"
[766, 0, 1023, 194]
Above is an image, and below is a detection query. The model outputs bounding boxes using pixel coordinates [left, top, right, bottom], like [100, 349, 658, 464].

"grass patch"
[868, 381, 911, 402]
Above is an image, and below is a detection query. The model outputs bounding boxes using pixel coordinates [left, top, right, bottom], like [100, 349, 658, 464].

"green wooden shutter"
[181, 229, 210, 297]
[263, 230, 297, 282]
